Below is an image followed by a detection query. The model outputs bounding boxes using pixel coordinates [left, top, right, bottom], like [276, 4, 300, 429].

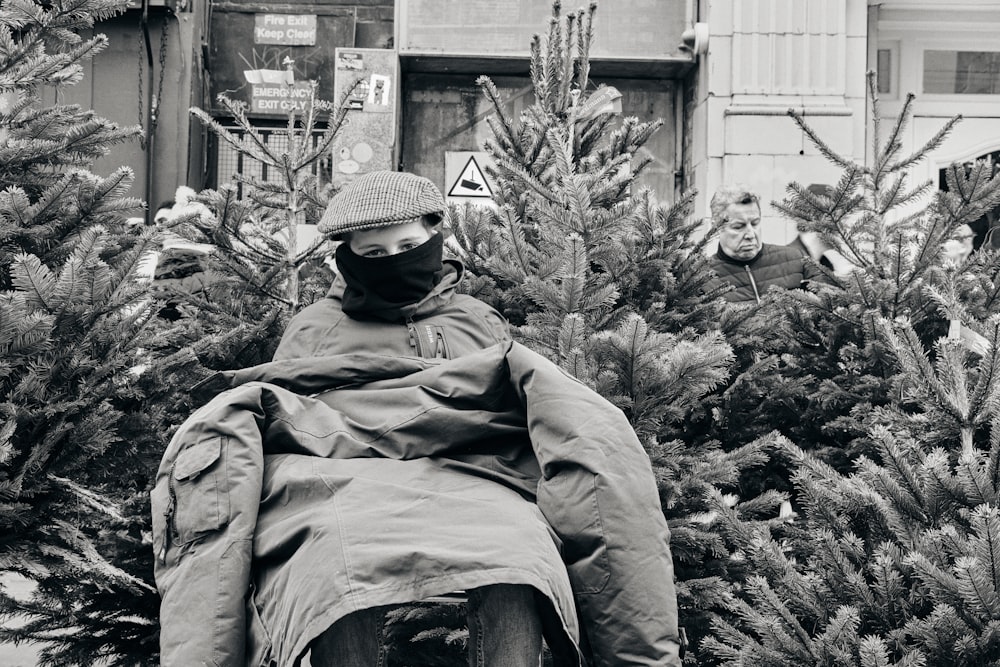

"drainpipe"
[676, 0, 706, 199]
[141, 0, 156, 224]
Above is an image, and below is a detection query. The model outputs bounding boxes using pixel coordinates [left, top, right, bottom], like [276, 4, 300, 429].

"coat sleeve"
[151, 384, 269, 667]
[272, 303, 328, 361]
[505, 343, 682, 667]
[802, 253, 834, 288]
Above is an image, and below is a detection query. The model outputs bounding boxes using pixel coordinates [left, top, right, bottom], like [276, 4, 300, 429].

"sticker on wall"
[447, 155, 493, 198]
[336, 141, 376, 174]
[365, 74, 392, 112]
[336, 51, 394, 114]
[337, 51, 363, 70]
[331, 48, 397, 178]
[345, 78, 369, 111]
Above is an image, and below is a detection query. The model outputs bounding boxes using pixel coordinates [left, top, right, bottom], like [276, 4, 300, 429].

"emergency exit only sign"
[254, 14, 317, 46]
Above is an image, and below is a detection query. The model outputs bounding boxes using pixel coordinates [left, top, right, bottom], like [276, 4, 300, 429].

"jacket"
[151, 343, 682, 666]
[706, 243, 822, 303]
[273, 258, 510, 360]
[153, 257, 681, 666]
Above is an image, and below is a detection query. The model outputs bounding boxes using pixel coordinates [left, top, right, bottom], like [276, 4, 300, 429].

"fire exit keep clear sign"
[254, 14, 317, 46]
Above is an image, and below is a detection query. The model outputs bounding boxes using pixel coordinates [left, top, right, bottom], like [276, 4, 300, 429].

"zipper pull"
[406, 320, 418, 354]
[744, 264, 761, 303]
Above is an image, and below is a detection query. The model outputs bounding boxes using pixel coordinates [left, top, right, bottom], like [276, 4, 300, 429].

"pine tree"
[147, 86, 349, 373]
[3, 7, 352, 665]
[188, 87, 346, 311]
[95, 60, 360, 666]
[446, 2, 783, 663]
[699, 76, 1000, 665]
[728, 73, 1000, 467]
[0, 1, 164, 664]
[453, 2, 738, 439]
[702, 317, 1000, 665]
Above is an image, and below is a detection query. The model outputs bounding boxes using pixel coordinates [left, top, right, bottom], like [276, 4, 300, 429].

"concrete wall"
[689, 0, 869, 245]
[688, 0, 1000, 244]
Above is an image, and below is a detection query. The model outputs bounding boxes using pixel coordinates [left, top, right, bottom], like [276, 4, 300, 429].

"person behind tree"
[942, 222, 976, 266]
[785, 182, 854, 276]
[268, 170, 682, 666]
[705, 184, 825, 303]
[146, 188, 215, 320]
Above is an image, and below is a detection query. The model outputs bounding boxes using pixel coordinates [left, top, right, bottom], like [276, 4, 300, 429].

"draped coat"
[152, 260, 681, 666]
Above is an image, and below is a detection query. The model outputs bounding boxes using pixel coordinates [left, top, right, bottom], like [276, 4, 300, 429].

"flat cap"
[318, 170, 445, 238]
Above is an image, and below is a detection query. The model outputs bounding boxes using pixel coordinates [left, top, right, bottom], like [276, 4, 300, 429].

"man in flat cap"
[274, 170, 509, 350]
[277, 171, 555, 665]
[154, 171, 680, 666]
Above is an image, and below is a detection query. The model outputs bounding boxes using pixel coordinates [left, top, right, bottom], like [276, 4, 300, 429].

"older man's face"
[718, 202, 762, 261]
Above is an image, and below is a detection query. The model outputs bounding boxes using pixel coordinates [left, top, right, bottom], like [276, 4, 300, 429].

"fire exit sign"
[254, 14, 317, 46]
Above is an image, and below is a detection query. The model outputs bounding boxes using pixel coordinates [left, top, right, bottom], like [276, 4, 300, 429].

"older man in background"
[705, 184, 826, 304]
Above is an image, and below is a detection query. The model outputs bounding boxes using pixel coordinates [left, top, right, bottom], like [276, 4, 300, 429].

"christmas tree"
[146, 85, 348, 374]
[0, 1, 164, 663]
[700, 74, 1000, 664]
[2, 5, 350, 664]
[446, 2, 785, 663]
[715, 74, 999, 469]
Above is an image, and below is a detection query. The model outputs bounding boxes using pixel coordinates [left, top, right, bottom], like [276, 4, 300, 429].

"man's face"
[718, 202, 762, 261]
[154, 207, 173, 224]
[347, 218, 433, 258]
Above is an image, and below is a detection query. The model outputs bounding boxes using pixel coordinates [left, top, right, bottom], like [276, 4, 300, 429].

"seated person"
[705, 184, 826, 303]
[152, 171, 683, 667]
[283, 171, 545, 666]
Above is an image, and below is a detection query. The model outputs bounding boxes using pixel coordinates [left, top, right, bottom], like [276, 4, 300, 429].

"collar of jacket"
[715, 245, 764, 267]
[327, 257, 465, 321]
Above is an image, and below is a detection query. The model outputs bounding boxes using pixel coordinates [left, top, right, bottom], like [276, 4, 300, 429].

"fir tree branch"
[891, 115, 962, 175]
[788, 109, 855, 171]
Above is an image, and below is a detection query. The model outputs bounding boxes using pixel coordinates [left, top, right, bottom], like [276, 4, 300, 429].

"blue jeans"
[309, 584, 543, 667]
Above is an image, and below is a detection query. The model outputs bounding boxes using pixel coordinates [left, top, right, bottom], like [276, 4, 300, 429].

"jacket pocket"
[546, 473, 611, 595]
[172, 436, 230, 544]
[246, 584, 274, 667]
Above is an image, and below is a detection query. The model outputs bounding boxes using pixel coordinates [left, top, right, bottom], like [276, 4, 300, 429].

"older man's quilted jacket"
[706, 243, 822, 303]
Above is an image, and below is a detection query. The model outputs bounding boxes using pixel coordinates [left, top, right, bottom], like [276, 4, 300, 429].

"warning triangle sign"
[447, 155, 493, 198]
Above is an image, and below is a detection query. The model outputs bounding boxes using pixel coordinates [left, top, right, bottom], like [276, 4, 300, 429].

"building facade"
[84, 1, 1000, 237]
[690, 0, 1000, 242]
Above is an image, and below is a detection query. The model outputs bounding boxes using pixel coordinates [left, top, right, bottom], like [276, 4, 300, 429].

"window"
[877, 48, 893, 94]
[924, 50, 1000, 94]
[875, 41, 899, 99]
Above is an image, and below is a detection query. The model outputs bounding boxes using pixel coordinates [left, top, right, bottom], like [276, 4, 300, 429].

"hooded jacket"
[274, 258, 510, 360]
[706, 243, 822, 303]
[153, 256, 681, 666]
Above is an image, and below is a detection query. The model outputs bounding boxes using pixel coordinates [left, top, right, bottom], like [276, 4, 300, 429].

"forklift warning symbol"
[447, 155, 493, 198]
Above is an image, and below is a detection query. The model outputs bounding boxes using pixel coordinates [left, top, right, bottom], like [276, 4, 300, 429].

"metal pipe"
[141, 0, 156, 224]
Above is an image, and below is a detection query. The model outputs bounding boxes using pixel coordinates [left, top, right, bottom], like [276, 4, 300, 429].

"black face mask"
[335, 233, 444, 321]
